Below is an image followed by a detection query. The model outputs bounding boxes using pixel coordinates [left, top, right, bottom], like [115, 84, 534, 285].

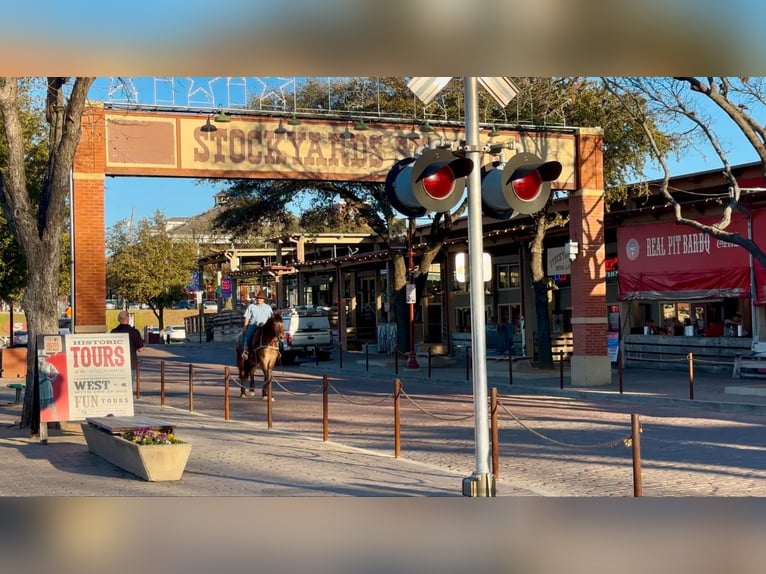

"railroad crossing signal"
[385, 148, 473, 217]
[481, 152, 562, 219]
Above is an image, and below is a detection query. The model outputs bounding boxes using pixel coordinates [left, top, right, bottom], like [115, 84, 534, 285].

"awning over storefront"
[617, 215, 751, 301]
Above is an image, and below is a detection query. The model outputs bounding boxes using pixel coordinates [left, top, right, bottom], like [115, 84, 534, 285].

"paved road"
[2, 339, 766, 496]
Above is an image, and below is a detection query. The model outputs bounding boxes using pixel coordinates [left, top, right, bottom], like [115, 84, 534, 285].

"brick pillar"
[569, 128, 610, 386]
[72, 103, 107, 333]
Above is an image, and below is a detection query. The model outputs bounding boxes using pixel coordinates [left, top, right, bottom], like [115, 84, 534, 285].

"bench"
[6, 383, 25, 404]
[732, 354, 766, 379]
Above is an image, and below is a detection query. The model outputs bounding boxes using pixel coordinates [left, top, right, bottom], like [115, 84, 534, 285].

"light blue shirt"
[244, 302, 272, 326]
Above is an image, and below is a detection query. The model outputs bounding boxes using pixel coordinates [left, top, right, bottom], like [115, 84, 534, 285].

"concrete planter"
[82, 423, 192, 481]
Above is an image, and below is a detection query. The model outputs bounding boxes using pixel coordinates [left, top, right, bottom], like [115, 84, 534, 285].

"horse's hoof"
[248, 390, 256, 396]
[261, 395, 275, 402]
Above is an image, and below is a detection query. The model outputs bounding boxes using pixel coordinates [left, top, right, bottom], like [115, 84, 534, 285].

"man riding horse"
[236, 312, 284, 400]
[241, 290, 273, 361]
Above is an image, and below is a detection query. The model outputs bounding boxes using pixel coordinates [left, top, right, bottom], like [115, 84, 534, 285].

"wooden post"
[366, 343, 369, 372]
[135, 359, 141, 399]
[322, 374, 329, 442]
[559, 350, 564, 389]
[188, 363, 194, 412]
[395, 347, 399, 375]
[428, 347, 432, 379]
[618, 349, 624, 394]
[508, 353, 513, 386]
[224, 366, 230, 421]
[688, 352, 694, 400]
[267, 381, 273, 430]
[160, 360, 166, 406]
[490, 387, 499, 478]
[631, 414, 643, 497]
[394, 378, 401, 458]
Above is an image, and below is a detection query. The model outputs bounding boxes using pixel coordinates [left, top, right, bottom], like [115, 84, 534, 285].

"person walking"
[111, 310, 144, 394]
[242, 290, 273, 360]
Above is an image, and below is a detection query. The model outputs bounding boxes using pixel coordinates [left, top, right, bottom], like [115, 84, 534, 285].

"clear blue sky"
[105, 177, 225, 229]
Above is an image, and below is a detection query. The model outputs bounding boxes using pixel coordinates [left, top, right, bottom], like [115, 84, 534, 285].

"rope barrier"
[326, 380, 393, 406]
[497, 397, 631, 449]
[399, 388, 475, 421]
[271, 378, 323, 397]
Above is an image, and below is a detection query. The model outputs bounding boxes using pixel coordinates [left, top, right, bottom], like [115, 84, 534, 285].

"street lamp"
[406, 218, 419, 369]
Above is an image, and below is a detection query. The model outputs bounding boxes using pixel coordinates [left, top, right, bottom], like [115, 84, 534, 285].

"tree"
[502, 79, 665, 367]
[107, 211, 199, 329]
[603, 77, 766, 274]
[0, 77, 94, 431]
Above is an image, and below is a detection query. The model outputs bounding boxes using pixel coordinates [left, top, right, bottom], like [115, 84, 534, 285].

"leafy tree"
[107, 211, 199, 329]
[0, 77, 94, 431]
[603, 77, 766, 274]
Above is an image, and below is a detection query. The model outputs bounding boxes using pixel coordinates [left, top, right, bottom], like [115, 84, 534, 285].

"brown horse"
[235, 314, 284, 399]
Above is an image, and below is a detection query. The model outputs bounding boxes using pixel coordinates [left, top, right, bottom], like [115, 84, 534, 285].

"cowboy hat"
[254, 290, 267, 300]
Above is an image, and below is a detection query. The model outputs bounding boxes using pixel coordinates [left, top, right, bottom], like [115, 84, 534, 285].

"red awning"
[617, 216, 751, 301]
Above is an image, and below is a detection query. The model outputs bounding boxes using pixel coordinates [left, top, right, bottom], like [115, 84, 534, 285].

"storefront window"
[497, 264, 520, 289]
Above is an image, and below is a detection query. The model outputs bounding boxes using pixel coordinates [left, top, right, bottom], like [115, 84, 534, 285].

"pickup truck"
[279, 309, 334, 365]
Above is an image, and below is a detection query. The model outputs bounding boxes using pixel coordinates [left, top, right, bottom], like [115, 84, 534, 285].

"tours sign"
[37, 333, 134, 425]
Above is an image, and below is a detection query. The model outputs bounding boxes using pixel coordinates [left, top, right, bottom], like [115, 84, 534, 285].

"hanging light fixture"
[419, 120, 434, 133]
[488, 124, 500, 137]
[287, 113, 300, 126]
[339, 122, 355, 140]
[354, 119, 369, 131]
[406, 124, 420, 140]
[214, 104, 231, 123]
[200, 114, 217, 133]
[274, 120, 288, 135]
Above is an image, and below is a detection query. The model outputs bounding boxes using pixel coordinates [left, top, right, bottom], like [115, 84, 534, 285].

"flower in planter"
[122, 427, 183, 445]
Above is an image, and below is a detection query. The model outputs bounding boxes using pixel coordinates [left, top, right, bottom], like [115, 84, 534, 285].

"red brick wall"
[72, 105, 107, 331]
[569, 130, 606, 356]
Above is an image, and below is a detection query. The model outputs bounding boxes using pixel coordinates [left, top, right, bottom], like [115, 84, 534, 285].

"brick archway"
[71, 104, 604, 383]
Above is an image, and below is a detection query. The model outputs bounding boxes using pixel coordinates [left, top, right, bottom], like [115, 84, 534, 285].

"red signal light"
[510, 169, 543, 202]
[422, 165, 456, 200]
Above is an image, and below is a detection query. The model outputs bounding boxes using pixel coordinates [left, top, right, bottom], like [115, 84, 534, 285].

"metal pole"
[461, 77, 494, 497]
[406, 217, 419, 369]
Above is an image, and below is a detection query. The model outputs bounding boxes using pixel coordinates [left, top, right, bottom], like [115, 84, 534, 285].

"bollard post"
[316, 344, 320, 367]
[395, 347, 399, 375]
[465, 348, 471, 381]
[490, 387, 499, 478]
[508, 353, 513, 386]
[688, 352, 694, 400]
[160, 360, 166, 406]
[339, 341, 343, 369]
[366, 343, 369, 372]
[322, 374, 329, 442]
[560, 350, 566, 385]
[135, 360, 141, 399]
[631, 414, 643, 497]
[224, 366, 230, 421]
[428, 347, 432, 379]
[394, 378, 401, 458]
[618, 348, 624, 394]
[267, 381, 273, 430]
[188, 364, 194, 412]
